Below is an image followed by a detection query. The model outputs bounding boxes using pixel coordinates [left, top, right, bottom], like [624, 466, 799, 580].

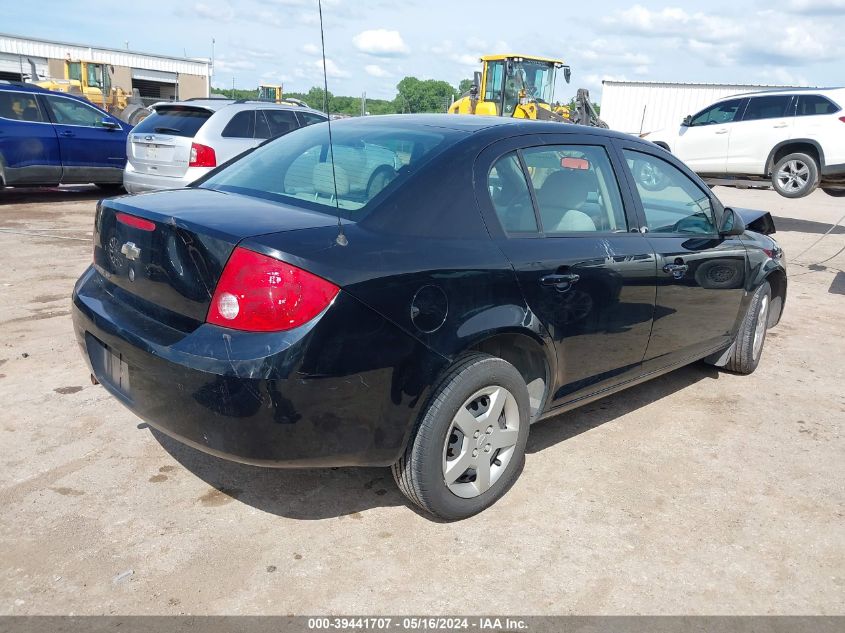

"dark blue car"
[0, 82, 130, 190]
[72, 115, 786, 520]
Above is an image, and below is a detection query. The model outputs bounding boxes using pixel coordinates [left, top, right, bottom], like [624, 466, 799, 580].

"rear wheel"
[392, 353, 530, 520]
[771, 153, 818, 198]
[723, 281, 771, 374]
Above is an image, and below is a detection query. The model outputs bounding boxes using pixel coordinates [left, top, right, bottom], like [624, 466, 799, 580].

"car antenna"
[318, 0, 348, 247]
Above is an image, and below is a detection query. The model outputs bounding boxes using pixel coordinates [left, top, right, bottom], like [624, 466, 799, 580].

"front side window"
[67, 62, 81, 82]
[201, 122, 454, 219]
[44, 95, 106, 127]
[488, 152, 537, 234]
[86, 64, 104, 89]
[0, 92, 44, 122]
[521, 145, 627, 234]
[690, 99, 743, 126]
[742, 95, 792, 121]
[796, 94, 839, 116]
[624, 150, 717, 235]
[483, 61, 504, 105]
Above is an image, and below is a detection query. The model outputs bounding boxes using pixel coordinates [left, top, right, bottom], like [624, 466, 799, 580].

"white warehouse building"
[600, 80, 814, 136]
[0, 33, 211, 102]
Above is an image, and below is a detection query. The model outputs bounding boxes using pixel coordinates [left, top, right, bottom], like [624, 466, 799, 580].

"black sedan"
[72, 115, 786, 520]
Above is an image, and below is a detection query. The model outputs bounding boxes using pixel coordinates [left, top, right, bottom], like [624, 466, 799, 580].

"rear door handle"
[540, 273, 580, 290]
[772, 122, 788, 128]
[59, 130, 75, 137]
[714, 129, 728, 135]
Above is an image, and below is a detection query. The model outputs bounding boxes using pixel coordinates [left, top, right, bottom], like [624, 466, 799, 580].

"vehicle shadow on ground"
[0, 185, 114, 205]
[151, 362, 720, 521]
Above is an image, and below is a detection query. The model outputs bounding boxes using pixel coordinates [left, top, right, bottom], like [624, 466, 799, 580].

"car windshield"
[200, 119, 456, 220]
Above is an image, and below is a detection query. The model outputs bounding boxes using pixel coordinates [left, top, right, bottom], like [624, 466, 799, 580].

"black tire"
[822, 187, 845, 197]
[633, 159, 670, 191]
[391, 353, 531, 521]
[771, 152, 819, 198]
[94, 183, 124, 192]
[125, 107, 149, 126]
[723, 281, 772, 374]
[366, 166, 396, 199]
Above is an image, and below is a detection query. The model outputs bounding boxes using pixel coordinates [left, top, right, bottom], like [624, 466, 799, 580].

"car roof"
[329, 113, 631, 141]
[717, 86, 845, 100]
[152, 99, 325, 116]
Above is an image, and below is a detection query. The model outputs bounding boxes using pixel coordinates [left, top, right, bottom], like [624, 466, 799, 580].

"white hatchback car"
[123, 99, 327, 194]
[644, 88, 845, 198]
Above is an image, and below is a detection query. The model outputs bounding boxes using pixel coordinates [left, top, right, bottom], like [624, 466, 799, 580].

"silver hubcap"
[776, 160, 810, 193]
[752, 294, 769, 360]
[442, 386, 520, 499]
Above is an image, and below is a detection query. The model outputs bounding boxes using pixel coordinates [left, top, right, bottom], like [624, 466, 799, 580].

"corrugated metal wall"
[0, 33, 210, 78]
[601, 81, 812, 135]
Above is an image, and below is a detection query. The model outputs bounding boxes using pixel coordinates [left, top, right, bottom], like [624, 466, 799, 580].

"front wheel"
[723, 282, 772, 374]
[392, 353, 530, 520]
[771, 153, 819, 198]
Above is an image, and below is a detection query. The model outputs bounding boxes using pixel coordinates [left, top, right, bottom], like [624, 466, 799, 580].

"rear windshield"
[200, 119, 456, 220]
[132, 106, 213, 137]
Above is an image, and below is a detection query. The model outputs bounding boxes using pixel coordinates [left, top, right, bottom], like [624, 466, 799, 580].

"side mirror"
[682, 115, 692, 127]
[101, 118, 119, 129]
[563, 66, 572, 84]
[720, 208, 746, 236]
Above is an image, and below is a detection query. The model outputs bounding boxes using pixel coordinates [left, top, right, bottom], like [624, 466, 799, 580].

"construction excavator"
[448, 54, 607, 128]
[33, 59, 150, 125]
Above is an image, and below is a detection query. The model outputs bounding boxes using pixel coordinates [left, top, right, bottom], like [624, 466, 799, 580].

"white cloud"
[214, 58, 256, 72]
[786, 0, 845, 14]
[353, 29, 410, 57]
[302, 43, 320, 55]
[365, 64, 390, 77]
[313, 58, 348, 78]
[184, 2, 234, 21]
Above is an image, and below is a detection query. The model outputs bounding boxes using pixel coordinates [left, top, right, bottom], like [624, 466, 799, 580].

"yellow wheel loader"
[34, 59, 150, 125]
[448, 54, 607, 128]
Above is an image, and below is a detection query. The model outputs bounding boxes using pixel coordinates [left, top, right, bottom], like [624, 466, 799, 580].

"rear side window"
[488, 153, 537, 234]
[221, 111, 255, 138]
[624, 150, 717, 235]
[742, 95, 792, 121]
[132, 107, 212, 137]
[522, 145, 627, 234]
[263, 110, 299, 137]
[0, 92, 44, 122]
[796, 95, 839, 116]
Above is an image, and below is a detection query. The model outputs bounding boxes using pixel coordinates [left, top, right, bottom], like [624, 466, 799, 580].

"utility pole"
[361, 91, 366, 116]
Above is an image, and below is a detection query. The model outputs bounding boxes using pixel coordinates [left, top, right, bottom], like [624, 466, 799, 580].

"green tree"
[395, 76, 459, 113]
[458, 78, 475, 94]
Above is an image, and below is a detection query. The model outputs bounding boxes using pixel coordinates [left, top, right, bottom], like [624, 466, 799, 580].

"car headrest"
[555, 209, 597, 232]
[312, 162, 349, 197]
[537, 168, 597, 209]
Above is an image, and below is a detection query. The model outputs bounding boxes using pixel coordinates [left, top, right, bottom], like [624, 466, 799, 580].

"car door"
[0, 90, 61, 186]
[476, 135, 657, 408]
[41, 94, 127, 184]
[616, 143, 747, 368]
[674, 98, 745, 174]
[727, 95, 794, 174]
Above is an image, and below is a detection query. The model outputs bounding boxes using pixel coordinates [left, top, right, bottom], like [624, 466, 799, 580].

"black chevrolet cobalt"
[73, 114, 786, 520]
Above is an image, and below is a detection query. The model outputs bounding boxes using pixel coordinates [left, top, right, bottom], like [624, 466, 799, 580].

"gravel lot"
[1, 185, 843, 615]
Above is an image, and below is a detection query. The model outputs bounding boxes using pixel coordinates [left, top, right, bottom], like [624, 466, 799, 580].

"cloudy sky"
[4, 0, 844, 101]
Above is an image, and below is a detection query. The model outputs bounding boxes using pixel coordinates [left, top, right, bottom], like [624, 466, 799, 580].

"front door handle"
[59, 130, 75, 137]
[540, 273, 581, 290]
[714, 129, 728, 135]
[662, 263, 689, 278]
[772, 122, 788, 128]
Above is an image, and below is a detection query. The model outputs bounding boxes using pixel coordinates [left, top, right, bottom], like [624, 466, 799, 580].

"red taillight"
[206, 247, 339, 332]
[116, 212, 156, 231]
[840, 116, 845, 124]
[189, 142, 217, 167]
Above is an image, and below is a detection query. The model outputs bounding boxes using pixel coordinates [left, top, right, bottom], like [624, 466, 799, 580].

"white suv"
[644, 88, 845, 198]
[123, 99, 327, 194]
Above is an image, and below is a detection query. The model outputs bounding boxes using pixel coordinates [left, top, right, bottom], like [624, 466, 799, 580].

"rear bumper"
[122, 164, 211, 194]
[72, 267, 447, 467]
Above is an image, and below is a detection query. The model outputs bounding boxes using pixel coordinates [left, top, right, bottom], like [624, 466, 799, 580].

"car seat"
[535, 169, 599, 232]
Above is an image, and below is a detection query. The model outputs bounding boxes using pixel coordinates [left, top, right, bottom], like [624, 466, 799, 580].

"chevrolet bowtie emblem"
[121, 241, 141, 261]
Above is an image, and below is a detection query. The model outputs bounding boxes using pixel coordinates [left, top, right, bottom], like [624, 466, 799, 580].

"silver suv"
[123, 99, 327, 193]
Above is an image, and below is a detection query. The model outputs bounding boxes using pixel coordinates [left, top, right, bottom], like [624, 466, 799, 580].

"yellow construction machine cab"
[449, 54, 571, 120]
[257, 85, 284, 103]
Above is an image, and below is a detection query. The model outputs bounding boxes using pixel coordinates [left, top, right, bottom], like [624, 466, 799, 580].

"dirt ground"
[0, 185, 843, 616]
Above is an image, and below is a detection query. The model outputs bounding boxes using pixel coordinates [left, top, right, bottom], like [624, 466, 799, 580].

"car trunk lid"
[94, 188, 340, 326]
[127, 105, 214, 178]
